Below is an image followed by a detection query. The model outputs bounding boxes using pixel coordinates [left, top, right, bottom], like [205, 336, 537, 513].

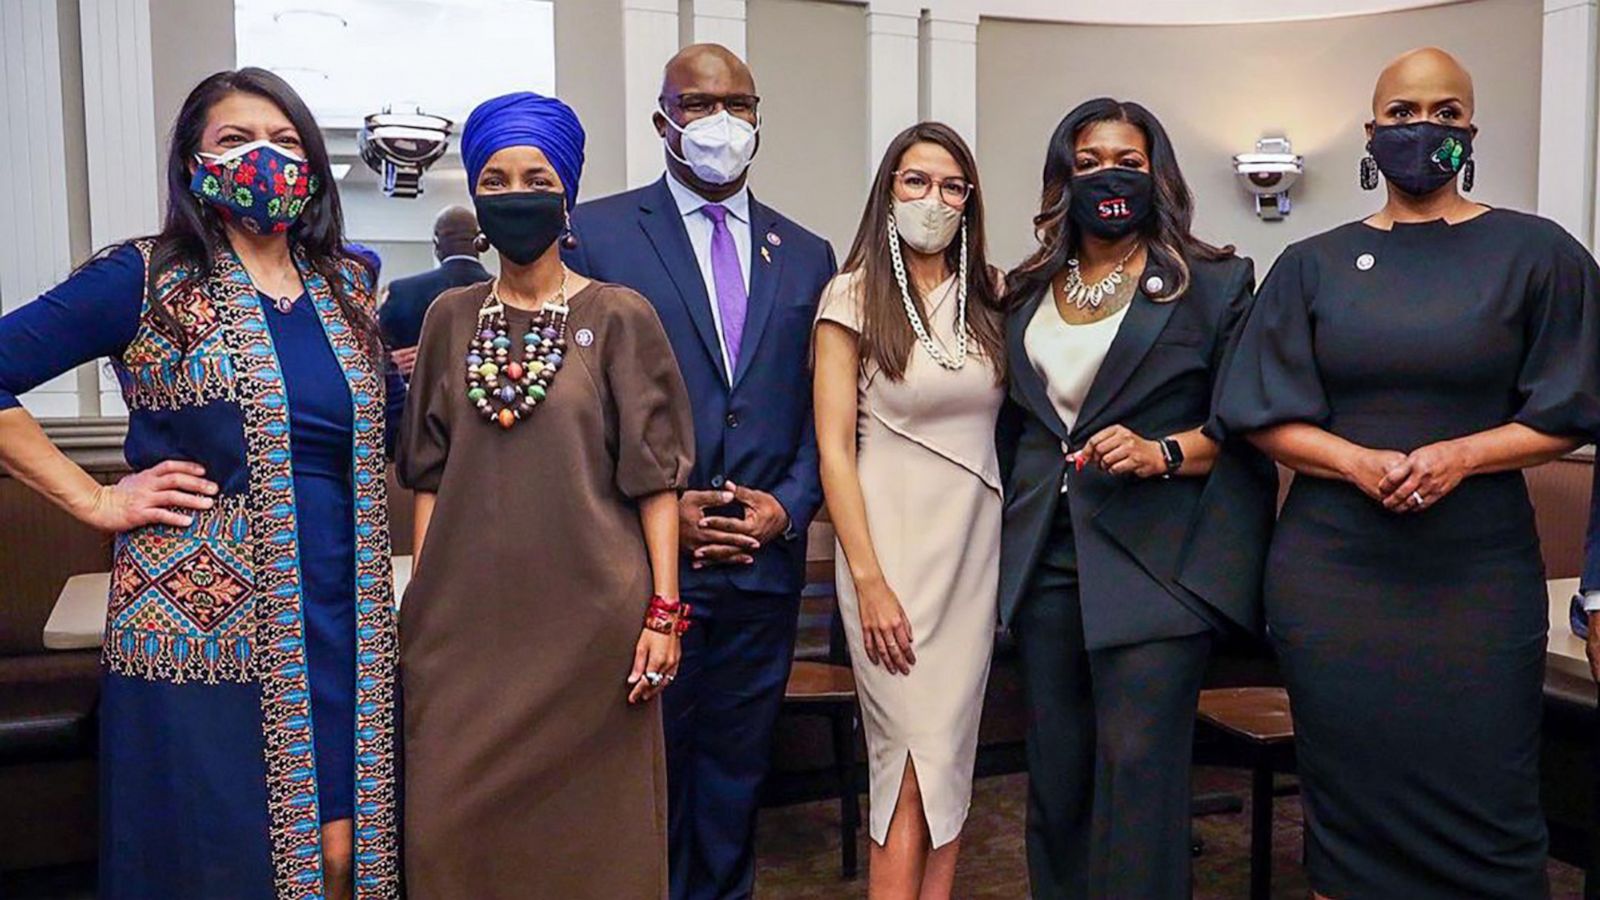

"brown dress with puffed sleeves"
[397, 280, 694, 899]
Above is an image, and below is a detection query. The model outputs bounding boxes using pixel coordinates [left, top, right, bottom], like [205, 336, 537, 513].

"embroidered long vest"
[106, 240, 400, 899]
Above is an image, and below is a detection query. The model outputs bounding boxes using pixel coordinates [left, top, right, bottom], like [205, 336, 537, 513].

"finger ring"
[1410, 491, 1426, 507]
[644, 671, 663, 686]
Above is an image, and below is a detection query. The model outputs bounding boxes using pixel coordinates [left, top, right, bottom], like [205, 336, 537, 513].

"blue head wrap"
[461, 92, 587, 208]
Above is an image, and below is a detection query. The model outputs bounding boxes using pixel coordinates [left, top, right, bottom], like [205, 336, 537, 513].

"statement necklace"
[1061, 244, 1140, 310]
[888, 215, 969, 370]
[465, 272, 570, 430]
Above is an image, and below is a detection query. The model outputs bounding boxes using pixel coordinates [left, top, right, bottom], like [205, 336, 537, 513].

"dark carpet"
[754, 767, 1587, 898]
[4, 767, 1586, 898]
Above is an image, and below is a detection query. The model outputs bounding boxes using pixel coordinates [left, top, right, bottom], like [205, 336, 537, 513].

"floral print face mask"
[189, 139, 320, 235]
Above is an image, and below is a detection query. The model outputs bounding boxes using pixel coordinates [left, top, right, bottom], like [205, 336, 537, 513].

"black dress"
[1216, 209, 1600, 899]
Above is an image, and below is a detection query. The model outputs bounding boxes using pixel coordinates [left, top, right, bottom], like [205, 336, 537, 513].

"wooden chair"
[778, 523, 864, 879]
[1195, 687, 1297, 900]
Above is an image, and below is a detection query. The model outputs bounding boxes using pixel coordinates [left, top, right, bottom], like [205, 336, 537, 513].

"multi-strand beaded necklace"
[465, 273, 570, 430]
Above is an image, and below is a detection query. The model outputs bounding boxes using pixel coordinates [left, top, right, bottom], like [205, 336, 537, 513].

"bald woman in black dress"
[1217, 49, 1600, 898]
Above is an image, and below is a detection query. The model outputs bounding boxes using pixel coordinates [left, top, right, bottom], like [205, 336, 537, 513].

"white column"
[867, 1, 920, 173]
[1537, 0, 1598, 245]
[1594, 43, 1600, 256]
[0, 0, 80, 418]
[78, 0, 159, 251]
[624, 0, 680, 189]
[920, 5, 978, 146]
[80, 0, 159, 418]
[691, 0, 745, 58]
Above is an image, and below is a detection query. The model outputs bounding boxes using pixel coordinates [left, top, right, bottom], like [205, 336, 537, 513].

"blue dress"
[0, 244, 402, 898]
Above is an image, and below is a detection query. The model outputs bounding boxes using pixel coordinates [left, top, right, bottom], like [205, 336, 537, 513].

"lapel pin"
[1356, 253, 1376, 271]
[1144, 275, 1165, 294]
[574, 328, 594, 347]
[766, 231, 781, 246]
[760, 246, 772, 264]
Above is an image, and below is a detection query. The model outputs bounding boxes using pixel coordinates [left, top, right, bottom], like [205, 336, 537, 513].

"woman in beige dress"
[813, 122, 1006, 899]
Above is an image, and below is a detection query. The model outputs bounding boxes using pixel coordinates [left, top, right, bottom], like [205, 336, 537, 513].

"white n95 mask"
[662, 109, 759, 185]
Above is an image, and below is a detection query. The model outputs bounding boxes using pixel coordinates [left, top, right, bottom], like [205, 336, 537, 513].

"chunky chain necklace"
[888, 215, 969, 371]
[1061, 244, 1140, 310]
[465, 272, 570, 430]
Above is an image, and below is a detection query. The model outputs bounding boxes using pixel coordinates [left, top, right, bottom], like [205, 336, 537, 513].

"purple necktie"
[701, 203, 747, 369]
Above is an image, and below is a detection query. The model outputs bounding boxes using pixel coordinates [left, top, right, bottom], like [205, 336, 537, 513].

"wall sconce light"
[359, 105, 454, 199]
[1233, 136, 1304, 221]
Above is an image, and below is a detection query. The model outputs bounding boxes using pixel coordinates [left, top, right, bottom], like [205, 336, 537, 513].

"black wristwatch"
[1158, 437, 1184, 478]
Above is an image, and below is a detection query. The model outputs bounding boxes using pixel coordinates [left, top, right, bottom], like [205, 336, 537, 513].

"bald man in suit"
[380, 205, 490, 378]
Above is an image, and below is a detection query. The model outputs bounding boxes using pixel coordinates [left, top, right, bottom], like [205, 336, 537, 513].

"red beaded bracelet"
[644, 594, 691, 636]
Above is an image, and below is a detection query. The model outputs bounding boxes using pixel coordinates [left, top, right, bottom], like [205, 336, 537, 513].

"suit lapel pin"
[760, 246, 772, 264]
[766, 231, 781, 246]
[574, 328, 594, 347]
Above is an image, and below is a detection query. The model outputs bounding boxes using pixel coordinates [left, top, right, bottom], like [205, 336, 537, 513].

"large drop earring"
[561, 212, 578, 250]
[474, 232, 491, 254]
[1462, 158, 1475, 193]
[1359, 155, 1380, 191]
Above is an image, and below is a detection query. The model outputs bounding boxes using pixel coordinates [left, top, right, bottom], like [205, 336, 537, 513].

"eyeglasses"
[893, 169, 974, 207]
[665, 92, 761, 119]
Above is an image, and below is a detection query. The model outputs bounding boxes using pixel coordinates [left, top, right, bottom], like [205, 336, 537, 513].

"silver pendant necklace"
[272, 294, 296, 314]
[888, 215, 969, 371]
[1061, 244, 1140, 310]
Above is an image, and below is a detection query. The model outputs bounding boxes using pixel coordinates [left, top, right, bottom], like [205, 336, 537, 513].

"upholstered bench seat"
[0, 652, 99, 766]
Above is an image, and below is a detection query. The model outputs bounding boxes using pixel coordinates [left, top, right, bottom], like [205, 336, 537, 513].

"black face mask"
[1368, 122, 1473, 196]
[1069, 168, 1154, 240]
[473, 191, 566, 265]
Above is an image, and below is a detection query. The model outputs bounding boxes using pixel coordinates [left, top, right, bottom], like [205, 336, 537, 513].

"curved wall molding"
[909, 0, 1471, 27]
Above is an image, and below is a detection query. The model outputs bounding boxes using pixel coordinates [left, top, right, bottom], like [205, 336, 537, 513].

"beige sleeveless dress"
[815, 270, 1003, 847]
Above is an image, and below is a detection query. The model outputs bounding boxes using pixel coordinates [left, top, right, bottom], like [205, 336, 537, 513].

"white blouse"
[1023, 295, 1129, 435]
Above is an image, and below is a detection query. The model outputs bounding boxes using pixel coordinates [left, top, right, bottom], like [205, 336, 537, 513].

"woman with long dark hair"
[0, 68, 401, 899]
[997, 98, 1274, 899]
[1216, 49, 1600, 899]
[813, 121, 1004, 898]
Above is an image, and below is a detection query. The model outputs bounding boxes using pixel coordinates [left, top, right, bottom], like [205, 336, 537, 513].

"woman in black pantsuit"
[997, 99, 1276, 900]
[1216, 48, 1600, 899]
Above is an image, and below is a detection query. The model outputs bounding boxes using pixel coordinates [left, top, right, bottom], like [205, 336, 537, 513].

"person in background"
[397, 92, 694, 899]
[379, 205, 489, 378]
[565, 42, 836, 900]
[1216, 48, 1600, 899]
[813, 121, 1006, 899]
[0, 67, 403, 900]
[999, 98, 1273, 900]
[346, 240, 383, 280]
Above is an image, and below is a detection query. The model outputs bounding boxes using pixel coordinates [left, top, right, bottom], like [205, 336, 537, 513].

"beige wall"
[976, 0, 1543, 273]
[149, 0, 236, 209]
[555, 0, 627, 201]
[107, 0, 1552, 280]
[746, 0, 868, 255]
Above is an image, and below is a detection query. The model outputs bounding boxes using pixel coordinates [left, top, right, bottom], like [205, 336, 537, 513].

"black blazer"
[379, 257, 492, 348]
[997, 254, 1276, 649]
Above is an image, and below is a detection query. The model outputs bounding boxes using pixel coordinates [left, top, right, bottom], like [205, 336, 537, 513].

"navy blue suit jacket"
[1568, 454, 1600, 636]
[378, 257, 491, 348]
[565, 176, 836, 598]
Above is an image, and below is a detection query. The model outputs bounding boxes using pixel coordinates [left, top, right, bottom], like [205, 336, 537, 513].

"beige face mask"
[891, 195, 962, 255]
